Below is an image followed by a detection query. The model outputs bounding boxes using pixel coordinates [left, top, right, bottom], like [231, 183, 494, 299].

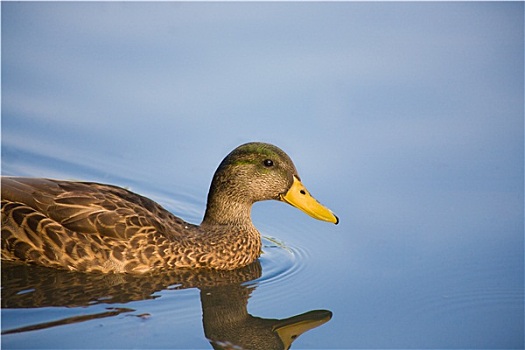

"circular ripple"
[248, 236, 310, 288]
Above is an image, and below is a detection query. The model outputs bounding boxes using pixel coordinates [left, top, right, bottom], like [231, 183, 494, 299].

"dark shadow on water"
[1, 261, 332, 349]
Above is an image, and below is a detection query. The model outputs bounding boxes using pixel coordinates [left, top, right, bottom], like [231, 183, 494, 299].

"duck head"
[202, 142, 338, 226]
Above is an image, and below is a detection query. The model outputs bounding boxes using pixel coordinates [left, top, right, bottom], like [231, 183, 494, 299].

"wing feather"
[1, 177, 190, 241]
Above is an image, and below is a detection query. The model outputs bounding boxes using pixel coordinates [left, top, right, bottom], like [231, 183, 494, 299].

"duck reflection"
[1, 261, 331, 349]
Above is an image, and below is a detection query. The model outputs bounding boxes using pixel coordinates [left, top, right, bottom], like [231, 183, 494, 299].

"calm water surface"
[2, 2, 524, 349]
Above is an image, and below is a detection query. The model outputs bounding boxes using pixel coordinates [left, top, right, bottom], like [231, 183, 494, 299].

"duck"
[1, 142, 338, 274]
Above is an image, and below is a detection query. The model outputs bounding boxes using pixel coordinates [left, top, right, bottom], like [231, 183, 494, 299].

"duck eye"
[263, 159, 274, 167]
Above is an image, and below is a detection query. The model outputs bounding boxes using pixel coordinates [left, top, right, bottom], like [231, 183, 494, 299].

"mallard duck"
[1, 142, 338, 274]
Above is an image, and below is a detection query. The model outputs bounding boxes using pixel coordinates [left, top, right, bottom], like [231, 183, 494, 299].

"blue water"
[2, 2, 524, 349]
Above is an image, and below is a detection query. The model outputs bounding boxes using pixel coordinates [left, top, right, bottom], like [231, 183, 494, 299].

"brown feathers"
[1, 142, 336, 274]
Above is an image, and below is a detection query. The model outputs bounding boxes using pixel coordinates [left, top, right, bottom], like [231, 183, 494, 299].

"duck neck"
[201, 196, 253, 227]
[197, 190, 263, 269]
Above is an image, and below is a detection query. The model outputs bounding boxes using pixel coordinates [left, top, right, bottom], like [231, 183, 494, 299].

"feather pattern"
[1, 142, 337, 274]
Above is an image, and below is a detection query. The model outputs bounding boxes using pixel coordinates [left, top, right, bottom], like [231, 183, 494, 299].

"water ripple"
[250, 236, 310, 288]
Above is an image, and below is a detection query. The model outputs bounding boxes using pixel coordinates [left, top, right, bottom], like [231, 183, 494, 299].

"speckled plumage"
[1, 142, 337, 274]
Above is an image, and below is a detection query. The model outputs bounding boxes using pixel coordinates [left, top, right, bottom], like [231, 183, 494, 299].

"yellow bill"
[280, 176, 339, 224]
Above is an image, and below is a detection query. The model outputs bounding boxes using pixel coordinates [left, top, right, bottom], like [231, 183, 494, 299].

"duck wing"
[1, 177, 191, 241]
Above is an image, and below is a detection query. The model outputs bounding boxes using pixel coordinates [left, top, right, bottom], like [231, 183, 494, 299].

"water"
[2, 2, 524, 349]
[1, 250, 331, 349]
